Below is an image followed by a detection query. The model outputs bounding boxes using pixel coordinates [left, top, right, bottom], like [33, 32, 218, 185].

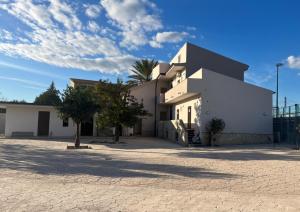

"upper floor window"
[0, 108, 6, 113]
[178, 55, 181, 63]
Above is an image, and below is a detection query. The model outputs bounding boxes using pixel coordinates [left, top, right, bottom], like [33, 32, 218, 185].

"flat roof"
[0, 101, 54, 108]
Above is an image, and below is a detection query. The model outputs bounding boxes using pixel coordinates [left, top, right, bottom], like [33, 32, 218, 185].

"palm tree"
[128, 59, 158, 85]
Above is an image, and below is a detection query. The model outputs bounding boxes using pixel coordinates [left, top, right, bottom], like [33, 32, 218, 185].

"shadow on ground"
[87, 137, 182, 150]
[0, 143, 235, 179]
[177, 147, 300, 161]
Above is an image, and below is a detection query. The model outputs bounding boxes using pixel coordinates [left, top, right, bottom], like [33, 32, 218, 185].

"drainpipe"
[154, 73, 165, 137]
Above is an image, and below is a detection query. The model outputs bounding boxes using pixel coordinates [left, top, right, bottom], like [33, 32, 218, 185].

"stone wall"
[200, 132, 273, 146]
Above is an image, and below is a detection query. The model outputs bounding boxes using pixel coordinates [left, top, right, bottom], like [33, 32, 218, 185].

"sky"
[0, 0, 300, 106]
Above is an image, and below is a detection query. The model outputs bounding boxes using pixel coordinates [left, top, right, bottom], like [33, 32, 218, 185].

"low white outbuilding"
[0, 103, 76, 137]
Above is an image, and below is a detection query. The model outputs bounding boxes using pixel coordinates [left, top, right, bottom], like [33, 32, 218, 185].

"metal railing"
[272, 104, 300, 118]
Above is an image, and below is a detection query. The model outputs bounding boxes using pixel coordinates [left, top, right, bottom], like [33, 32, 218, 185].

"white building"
[0, 103, 76, 137]
[0, 42, 273, 145]
[130, 43, 273, 145]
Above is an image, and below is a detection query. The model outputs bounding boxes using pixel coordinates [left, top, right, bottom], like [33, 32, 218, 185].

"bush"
[206, 118, 225, 146]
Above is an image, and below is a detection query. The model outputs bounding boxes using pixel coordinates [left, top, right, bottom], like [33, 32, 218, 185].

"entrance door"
[38, 111, 50, 136]
[81, 118, 93, 136]
[187, 106, 192, 129]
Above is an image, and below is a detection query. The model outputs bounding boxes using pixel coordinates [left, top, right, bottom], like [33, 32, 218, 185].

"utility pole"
[284, 96, 287, 108]
[276, 63, 284, 118]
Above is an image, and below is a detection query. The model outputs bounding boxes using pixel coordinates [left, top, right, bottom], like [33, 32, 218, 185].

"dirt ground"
[0, 137, 300, 212]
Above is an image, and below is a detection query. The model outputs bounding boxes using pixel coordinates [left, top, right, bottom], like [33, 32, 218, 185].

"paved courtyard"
[0, 137, 300, 212]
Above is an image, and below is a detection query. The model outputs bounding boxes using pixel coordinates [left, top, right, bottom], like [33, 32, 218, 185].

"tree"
[34, 82, 61, 106]
[128, 59, 158, 85]
[206, 118, 225, 146]
[95, 79, 150, 142]
[57, 86, 98, 148]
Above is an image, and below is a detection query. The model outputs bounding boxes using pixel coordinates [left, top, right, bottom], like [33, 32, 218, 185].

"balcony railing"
[164, 78, 201, 103]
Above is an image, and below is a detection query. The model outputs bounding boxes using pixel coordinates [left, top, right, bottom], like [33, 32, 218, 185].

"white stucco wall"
[174, 97, 202, 128]
[170, 43, 187, 64]
[4, 104, 76, 137]
[192, 69, 273, 134]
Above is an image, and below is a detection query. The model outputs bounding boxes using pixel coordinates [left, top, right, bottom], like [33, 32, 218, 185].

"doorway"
[38, 111, 50, 136]
[0, 108, 6, 135]
[81, 117, 93, 136]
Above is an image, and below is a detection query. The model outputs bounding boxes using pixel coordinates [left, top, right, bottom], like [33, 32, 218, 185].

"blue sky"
[0, 0, 300, 106]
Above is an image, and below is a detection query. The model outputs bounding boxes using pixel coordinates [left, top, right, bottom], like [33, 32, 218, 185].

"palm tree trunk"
[75, 122, 80, 148]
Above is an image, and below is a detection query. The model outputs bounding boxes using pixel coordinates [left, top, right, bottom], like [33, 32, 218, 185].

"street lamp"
[276, 63, 284, 118]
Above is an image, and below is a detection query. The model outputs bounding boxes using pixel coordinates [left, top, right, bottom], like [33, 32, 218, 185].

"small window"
[178, 55, 181, 63]
[176, 109, 180, 120]
[63, 118, 69, 127]
[0, 108, 6, 113]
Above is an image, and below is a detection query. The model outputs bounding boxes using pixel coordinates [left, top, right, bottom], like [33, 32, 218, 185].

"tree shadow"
[176, 147, 300, 161]
[87, 137, 183, 150]
[0, 143, 236, 179]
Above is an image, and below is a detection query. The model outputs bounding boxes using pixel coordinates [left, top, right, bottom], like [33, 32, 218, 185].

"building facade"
[0, 103, 76, 137]
[0, 43, 273, 145]
[131, 43, 273, 145]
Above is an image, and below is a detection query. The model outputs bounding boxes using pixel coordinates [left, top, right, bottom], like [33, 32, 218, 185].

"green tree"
[128, 59, 158, 85]
[95, 79, 150, 142]
[34, 82, 61, 106]
[57, 86, 98, 148]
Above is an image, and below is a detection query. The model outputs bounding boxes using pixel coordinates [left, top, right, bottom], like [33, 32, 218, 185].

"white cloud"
[0, 76, 48, 88]
[0, 29, 13, 40]
[150, 31, 191, 48]
[0, 0, 54, 29]
[85, 4, 102, 18]
[48, 0, 82, 30]
[0, 0, 196, 74]
[0, 61, 65, 79]
[287, 56, 300, 69]
[0, 0, 137, 74]
[101, 0, 163, 49]
[87, 21, 100, 32]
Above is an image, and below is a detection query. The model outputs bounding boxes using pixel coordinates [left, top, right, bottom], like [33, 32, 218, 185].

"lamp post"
[276, 63, 283, 118]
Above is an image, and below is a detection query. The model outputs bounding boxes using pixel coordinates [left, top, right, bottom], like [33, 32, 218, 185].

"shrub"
[206, 118, 225, 146]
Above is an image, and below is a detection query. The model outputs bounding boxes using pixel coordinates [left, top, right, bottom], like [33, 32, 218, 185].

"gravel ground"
[0, 137, 300, 212]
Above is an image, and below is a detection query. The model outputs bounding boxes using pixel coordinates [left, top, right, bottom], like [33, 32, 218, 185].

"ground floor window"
[63, 118, 69, 127]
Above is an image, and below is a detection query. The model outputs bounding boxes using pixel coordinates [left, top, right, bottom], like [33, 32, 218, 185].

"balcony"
[164, 78, 201, 103]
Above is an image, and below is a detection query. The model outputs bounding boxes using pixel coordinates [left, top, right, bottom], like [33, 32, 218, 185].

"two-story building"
[0, 42, 273, 145]
[130, 43, 273, 145]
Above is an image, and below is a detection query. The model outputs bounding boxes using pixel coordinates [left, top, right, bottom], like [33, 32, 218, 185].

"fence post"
[295, 104, 300, 149]
[296, 104, 299, 117]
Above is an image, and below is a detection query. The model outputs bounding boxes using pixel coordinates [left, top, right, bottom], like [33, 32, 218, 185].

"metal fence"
[273, 104, 300, 148]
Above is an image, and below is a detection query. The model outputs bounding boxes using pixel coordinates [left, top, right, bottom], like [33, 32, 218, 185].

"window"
[63, 118, 69, 127]
[178, 55, 181, 63]
[0, 108, 6, 113]
[176, 109, 179, 120]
